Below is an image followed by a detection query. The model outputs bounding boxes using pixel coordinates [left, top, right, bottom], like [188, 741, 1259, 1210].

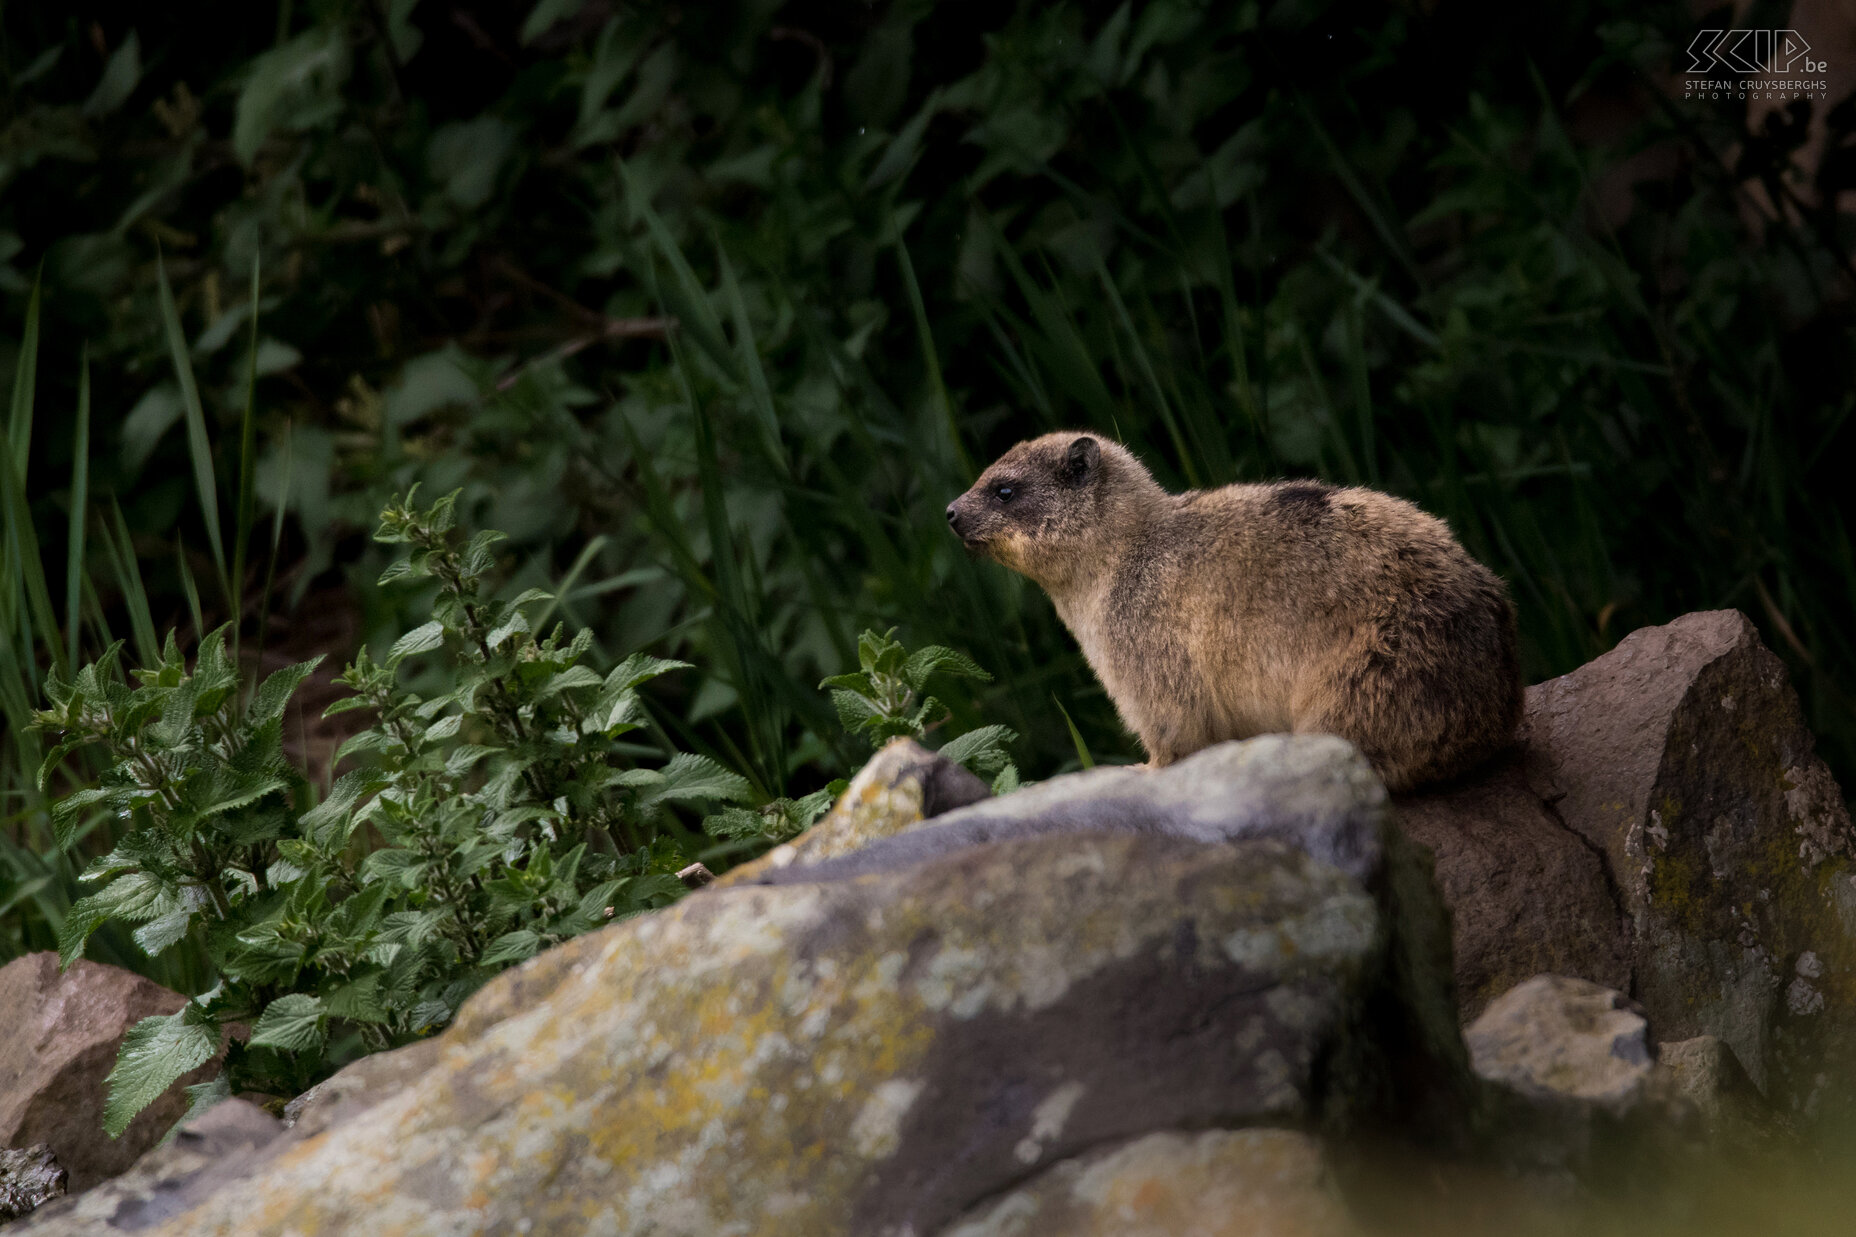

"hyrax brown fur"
[946, 432, 1522, 792]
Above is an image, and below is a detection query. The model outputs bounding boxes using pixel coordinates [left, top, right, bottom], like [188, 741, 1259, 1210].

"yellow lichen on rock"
[112, 829, 1385, 1237]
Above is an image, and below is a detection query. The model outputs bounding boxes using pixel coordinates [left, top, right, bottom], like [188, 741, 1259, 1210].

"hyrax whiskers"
[945, 432, 1522, 792]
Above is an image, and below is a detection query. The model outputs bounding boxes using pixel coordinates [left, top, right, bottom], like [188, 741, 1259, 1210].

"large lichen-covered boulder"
[1398, 611, 1855, 1117]
[24, 736, 1450, 1237]
[0, 953, 225, 1190]
[933, 1128, 1361, 1237]
[1527, 610, 1855, 1112]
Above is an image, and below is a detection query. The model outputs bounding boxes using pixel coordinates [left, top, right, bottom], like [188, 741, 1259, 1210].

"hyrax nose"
[945, 503, 962, 534]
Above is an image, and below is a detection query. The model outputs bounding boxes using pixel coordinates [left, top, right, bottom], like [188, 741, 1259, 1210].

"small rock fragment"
[1465, 974, 1654, 1113]
[0, 1144, 67, 1221]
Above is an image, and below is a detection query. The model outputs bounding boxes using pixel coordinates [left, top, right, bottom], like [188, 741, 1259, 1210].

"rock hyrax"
[945, 432, 1521, 791]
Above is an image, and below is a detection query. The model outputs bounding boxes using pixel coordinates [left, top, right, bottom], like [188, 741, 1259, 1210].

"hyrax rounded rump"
[945, 432, 1521, 792]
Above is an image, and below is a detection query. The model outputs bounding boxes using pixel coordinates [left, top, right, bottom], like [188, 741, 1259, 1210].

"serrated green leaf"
[321, 693, 376, 718]
[937, 724, 1018, 776]
[249, 656, 323, 727]
[103, 1009, 221, 1136]
[323, 975, 388, 1024]
[478, 929, 543, 966]
[334, 729, 390, 764]
[133, 907, 197, 958]
[248, 993, 327, 1053]
[486, 609, 530, 649]
[603, 653, 693, 694]
[300, 770, 372, 838]
[360, 848, 426, 888]
[641, 753, 753, 809]
[902, 645, 991, 690]
[537, 665, 602, 699]
[390, 621, 447, 662]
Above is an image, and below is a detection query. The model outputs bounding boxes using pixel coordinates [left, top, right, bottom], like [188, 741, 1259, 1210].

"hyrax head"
[945, 433, 1112, 584]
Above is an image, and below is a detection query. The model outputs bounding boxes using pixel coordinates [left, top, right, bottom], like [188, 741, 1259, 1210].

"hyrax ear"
[1057, 436, 1099, 487]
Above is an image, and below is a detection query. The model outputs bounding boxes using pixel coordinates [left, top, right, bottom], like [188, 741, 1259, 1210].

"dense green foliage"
[6, 0, 1856, 986]
[32, 490, 755, 1124]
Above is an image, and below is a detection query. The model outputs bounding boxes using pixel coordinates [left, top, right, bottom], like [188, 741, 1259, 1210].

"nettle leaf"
[323, 974, 389, 1024]
[300, 770, 374, 841]
[380, 909, 450, 949]
[360, 848, 427, 888]
[537, 665, 602, 700]
[103, 1008, 221, 1136]
[173, 1073, 232, 1136]
[461, 527, 507, 576]
[423, 713, 464, 744]
[479, 929, 543, 966]
[335, 729, 392, 765]
[249, 656, 324, 727]
[903, 644, 992, 691]
[133, 886, 208, 957]
[639, 753, 753, 811]
[445, 744, 497, 777]
[248, 993, 327, 1053]
[828, 689, 883, 731]
[190, 769, 288, 821]
[605, 653, 694, 694]
[320, 693, 376, 719]
[937, 724, 1019, 776]
[390, 620, 447, 662]
[486, 608, 531, 649]
[50, 786, 120, 850]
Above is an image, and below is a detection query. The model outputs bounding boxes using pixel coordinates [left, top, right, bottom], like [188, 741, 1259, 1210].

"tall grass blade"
[177, 535, 206, 648]
[65, 347, 91, 665]
[231, 255, 262, 656]
[254, 419, 293, 669]
[155, 251, 230, 610]
[897, 239, 973, 477]
[1093, 259, 1200, 488]
[0, 280, 64, 681]
[714, 246, 788, 476]
[105, 501, 161, 667]
[1052, 695, 1096, 770]
[7, 270, 40, 474]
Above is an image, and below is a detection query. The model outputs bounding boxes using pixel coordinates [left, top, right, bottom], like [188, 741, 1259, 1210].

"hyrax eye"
[994, 485, 1015, 502]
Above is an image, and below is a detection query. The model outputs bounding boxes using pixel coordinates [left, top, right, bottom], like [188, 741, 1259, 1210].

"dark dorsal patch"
[1272, 481, 1333, 522]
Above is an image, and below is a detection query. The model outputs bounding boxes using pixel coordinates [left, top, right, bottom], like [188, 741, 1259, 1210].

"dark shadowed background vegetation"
[3, 0, 1853, 993]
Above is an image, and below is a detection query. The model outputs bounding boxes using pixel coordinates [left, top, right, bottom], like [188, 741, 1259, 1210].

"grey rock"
[1526, 610, 1856, 1114]
[754, 734, 1388, 887]
[933, 1128, 1362, 1237]
[1654, 1034, 1781, 1146]
[1, 1145, 67, 1222]
[1396, 758, 1629, 1019]
[1396, 611, 1856, 1120]
[11, 1101, 279, 1234]
[1466, 975, 1654, 1113]
[0, 954, 226, 1191]
[22, 734, 1460, 1237]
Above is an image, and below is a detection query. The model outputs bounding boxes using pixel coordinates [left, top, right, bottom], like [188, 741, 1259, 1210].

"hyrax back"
[945, 432, 1521, 792]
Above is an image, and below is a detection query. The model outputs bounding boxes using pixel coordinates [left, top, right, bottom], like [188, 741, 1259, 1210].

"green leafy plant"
[31, 488, 752, 1132]
[822, 627, 1021, 793]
